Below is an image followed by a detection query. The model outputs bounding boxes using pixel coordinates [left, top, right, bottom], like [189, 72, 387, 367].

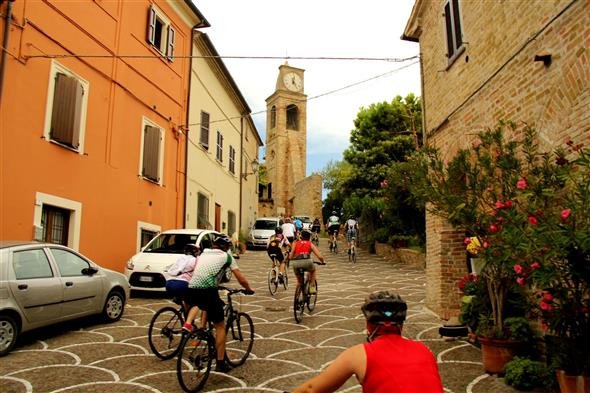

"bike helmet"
[275, 227, 283, 234]
[361, 291, 407, 325]
[183, 243, 200, 255]
[213, 235, 232, 249]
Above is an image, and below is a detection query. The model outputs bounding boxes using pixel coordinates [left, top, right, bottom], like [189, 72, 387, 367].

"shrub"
[504, 357, 552, 391]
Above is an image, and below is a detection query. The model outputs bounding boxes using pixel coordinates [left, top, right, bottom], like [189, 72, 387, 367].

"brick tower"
[262, 63, 307, 216]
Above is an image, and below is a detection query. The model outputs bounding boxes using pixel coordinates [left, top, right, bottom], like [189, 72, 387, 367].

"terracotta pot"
[478, 336, 522, 375]
[556, 370, 590, 393]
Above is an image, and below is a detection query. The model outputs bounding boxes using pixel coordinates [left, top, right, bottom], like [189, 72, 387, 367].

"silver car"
[0, 241, 130, 356]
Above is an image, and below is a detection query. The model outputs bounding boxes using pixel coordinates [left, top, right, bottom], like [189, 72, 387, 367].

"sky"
[193, 0, 422, 177]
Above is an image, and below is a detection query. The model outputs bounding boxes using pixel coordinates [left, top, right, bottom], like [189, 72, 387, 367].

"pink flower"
[535, 209, 544, 216]
[540, 301, 552, 311]
[504, 200, 513, 208]
[464, 237, 471, 245]
[516, 277, 525, 286]
[540, 321, 549, 332]
[530, 262, 541, 270]
[560, 209, 571, 220]
[495, 201, 505, 209]
[528, 216, 538, 225]
[516, 178, 528, 190]
[513, 264, 523, 274]
[483, 241, 489, 249]
[489, 224, 499, 233]
[542, 292, 553, 302]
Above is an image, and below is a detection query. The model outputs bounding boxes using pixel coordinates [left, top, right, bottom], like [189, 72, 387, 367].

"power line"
[181, 60, 420, 130]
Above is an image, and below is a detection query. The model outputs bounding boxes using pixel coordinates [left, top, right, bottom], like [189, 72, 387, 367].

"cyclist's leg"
[279, 261, 286, 275]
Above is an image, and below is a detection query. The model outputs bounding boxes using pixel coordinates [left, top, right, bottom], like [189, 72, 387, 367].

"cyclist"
[165, 243, 200, 314]
[289, 229, 325, 294]
[345, 216, 359, 255]
[326, 211, 341, 249]
[311, 217, 321, 234]
[266, 227, 290, 282]
[282, 217, 296, 243]
[292, 291, 443, 393]
[183, 235, 255, 373]
[293, 217, 304, 238]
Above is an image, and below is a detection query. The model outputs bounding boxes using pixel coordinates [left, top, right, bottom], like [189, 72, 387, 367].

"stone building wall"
[293, 174, 323, 221]
[404, 0, 590, 318]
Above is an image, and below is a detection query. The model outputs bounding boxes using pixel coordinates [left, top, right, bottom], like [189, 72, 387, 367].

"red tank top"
[362, 334, 443, 393]
[294, 240, 312, 256]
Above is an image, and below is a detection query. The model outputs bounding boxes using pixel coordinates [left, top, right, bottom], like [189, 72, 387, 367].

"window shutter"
[200, 111, 209, 149]
[166, 25, 175, 61]
[147, 7, 156, 45]
[50, 72, 83, 148]
[451, 0, 462, 51]
[142, 125, 160, 182]
[444, 2, 454, 58]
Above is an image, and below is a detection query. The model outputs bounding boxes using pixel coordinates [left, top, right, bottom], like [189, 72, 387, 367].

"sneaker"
[278, 273, 284, 283]
[215, 360, 232, 373]
[182, 322, 193, 333]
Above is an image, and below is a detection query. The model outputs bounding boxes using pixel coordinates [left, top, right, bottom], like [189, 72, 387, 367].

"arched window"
[286, 104, 298, 130]
[270, 106, 276, 129]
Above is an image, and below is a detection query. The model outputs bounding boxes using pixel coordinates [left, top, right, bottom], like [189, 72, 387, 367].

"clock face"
[283, 72, 302, 92]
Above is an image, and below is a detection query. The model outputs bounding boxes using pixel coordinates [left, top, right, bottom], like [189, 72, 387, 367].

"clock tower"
[263, 63, 307, 216]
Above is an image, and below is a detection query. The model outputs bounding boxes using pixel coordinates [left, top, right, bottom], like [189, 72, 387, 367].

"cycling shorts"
[328, 224, 340, 235]
[346, 229, 357, 242]
[186, 287, 225, 323]
[267, 247, 284, 262]
[291, 258, 315, 276]
[311, 225, 321, 233]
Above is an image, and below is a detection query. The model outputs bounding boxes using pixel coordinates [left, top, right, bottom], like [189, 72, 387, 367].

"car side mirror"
[82, 266, 99, 276]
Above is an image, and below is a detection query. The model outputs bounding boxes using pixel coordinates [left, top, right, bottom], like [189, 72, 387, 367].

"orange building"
[0, 0, 209, 271]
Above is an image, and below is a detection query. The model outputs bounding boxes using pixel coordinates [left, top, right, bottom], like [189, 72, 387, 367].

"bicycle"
[293, 261, 325, 323]
[176, 286, 254, 392]
[148, 296, 188, 360]
[311, 231, 320, 246]
[267, 253, 288, 295]
[328, 233, 338, 254]
[348, 239, 357, 264]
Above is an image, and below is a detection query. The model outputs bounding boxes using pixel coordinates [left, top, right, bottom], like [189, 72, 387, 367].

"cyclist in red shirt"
[289, 229, 325, 294]
[292, 291, 444, 393]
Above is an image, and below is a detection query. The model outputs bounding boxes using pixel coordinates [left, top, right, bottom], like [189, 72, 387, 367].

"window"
[13, 249, 53, 279]
[51, 248, 90, 277]
[140, 119, 164, 184]
[147, 6, 175, 61]
[200, 111, 210, 149]
[140, 229, 158, 248]
[444, 0, 464, 64]
[229, 146, 236, 174]
[286, 104, 298, 130]
[216, 131, 223, 162]
[137, 221, 160, 251]
[197, 193, 210, 229]
[227, 211, 236, 237]
[44, 61, 89, 152]
[270, 105, 276, 129]
[42, 205, 70, 246]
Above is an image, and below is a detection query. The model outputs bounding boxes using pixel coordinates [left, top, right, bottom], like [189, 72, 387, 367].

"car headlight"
[126, 260, 134, 270]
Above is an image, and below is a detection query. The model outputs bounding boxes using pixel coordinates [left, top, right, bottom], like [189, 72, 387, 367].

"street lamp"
[242, 159, 259, 180]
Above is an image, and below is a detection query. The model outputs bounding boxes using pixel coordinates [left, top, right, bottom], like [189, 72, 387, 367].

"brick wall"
[293, 174, 323, 221]
[405, 0, 589, 319]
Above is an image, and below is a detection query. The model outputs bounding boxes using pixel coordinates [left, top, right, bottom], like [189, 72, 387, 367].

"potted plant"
[407, 122, 543, 372]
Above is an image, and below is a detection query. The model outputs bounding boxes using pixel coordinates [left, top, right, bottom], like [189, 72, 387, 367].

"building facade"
[185, 32, 262, 238]
[403, 0, 589, 317]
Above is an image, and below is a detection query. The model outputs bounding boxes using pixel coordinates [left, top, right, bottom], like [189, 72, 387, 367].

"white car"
[246, 217, 283, 249]
[0, 241, 130, 356]
[124, 229, 220, 291]
[293, 215, 312, 231]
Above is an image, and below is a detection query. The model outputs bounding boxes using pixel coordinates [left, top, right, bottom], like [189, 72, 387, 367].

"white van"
[246, 217, 284, 249]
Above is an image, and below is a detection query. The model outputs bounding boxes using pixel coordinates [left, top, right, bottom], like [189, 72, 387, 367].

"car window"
[13, 249, 54, 279]
[199, 234, 213, 250]
[254, 220, 279, 230]
[51, 248, 91, 277]
[144, 234, 196, 254]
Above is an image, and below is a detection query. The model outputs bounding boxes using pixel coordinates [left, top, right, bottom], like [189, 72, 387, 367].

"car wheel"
[102, 290, 125, 322]
[0, 314, 19, 357]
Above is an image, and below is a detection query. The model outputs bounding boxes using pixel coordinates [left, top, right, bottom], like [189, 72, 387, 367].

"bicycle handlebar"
[218, 286, 255, 295]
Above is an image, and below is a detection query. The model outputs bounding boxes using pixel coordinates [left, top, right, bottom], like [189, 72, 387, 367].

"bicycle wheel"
[293, 285, 305, 323]
[352, 248, 357, 263]
[225, 312, 255, 366]
[148, 306, 185, 360]
[176, 330, 213, 392]
[348, 247, 352, 262]
[307, 281, 318, 312]
[282, 270, 289, 290]
[267, 267, 278, 295]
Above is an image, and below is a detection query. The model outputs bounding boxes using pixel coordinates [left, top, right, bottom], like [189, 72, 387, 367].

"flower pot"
[556, 370, 590, 393]
[478, 336, 522, 375]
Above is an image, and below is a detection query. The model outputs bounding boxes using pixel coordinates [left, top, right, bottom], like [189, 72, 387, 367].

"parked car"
[293, 215, 312, 230]
[246, 217, 284, 249]
[124, 228, 220, 291]
[0, 241, 130, 356]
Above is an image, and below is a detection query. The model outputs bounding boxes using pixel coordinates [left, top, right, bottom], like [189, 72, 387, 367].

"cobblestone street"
[1, 240, 520, 392]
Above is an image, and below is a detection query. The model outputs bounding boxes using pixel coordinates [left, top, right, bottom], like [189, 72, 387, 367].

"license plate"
[139, 276, 153, 282]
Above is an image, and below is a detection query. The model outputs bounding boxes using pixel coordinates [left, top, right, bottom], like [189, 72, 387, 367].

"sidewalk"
[0, 240, 520, 392]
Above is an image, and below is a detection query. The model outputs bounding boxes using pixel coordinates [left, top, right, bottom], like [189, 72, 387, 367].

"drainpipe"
[238, 115, 244, 232]
[0, 0, 15, 110]
[183, 30, 195, 229]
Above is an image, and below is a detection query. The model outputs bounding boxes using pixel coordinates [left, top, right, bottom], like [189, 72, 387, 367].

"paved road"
[1, 240, 519, 392]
